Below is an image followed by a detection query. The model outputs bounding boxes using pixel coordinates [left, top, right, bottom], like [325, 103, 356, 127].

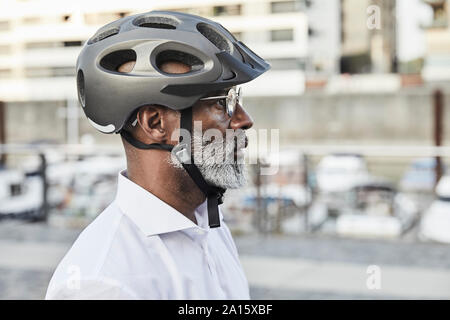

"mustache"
[192, 131, 247, 165]
[201, 132, 248, 150]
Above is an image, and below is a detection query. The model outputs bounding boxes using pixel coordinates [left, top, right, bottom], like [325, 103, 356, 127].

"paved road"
[242, 255, 450, 299]
[0, 220, 449, 299]
[236, 234, 450, 299]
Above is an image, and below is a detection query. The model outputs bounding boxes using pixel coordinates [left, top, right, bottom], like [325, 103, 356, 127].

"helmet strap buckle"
[172, 142, 191, 164]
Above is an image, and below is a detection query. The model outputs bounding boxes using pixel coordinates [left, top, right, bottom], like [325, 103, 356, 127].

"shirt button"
[195, 229, 204, 235]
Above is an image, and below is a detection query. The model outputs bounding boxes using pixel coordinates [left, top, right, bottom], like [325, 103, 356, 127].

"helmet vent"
[196, 23, 230, 52]
[100, 49, 137, 72]
[155, 50, 204, 73]
[77, 69, 85, 107]
[133, 16, 178, 29]
[88, 27, 120, 44]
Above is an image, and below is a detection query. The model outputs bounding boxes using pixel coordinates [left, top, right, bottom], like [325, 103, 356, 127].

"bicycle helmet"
[76, 10, 270, 228]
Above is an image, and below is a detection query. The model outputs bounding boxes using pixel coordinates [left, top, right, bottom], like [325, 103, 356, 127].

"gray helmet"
[77, 10, 270, 229]
[76, 10, 270, 134]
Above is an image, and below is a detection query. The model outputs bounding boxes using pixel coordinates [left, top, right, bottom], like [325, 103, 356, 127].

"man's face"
[118, 60, 254, 189]
[183, 88, 254, 189]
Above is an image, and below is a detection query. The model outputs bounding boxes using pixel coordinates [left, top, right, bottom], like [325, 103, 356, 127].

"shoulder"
[45, 201, 151, 299]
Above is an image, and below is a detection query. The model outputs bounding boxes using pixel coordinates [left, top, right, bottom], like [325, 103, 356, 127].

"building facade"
[422, 0, 450, 82]
[0, 0, 308, 144]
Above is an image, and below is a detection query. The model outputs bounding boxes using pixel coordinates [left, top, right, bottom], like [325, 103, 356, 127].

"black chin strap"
[178, 107, 225, 228]
[119, 108, 225, 228]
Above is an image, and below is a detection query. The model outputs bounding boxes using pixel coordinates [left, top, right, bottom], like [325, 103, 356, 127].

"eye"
[211, 98, 226, 113]
[217, 98, 226, 108]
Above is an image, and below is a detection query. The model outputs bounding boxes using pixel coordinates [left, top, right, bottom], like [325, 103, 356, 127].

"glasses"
[200, 86, 242, 117]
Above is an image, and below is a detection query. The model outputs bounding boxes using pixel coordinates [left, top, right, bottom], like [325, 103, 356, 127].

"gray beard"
[168, 134, 248, 189]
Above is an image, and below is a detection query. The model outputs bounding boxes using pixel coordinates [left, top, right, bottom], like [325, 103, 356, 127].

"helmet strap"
[120, 130, 174, 152]
[178, 107, 225, 228]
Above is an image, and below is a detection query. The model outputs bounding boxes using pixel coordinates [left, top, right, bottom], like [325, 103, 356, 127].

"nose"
[229, 103, 254, 130]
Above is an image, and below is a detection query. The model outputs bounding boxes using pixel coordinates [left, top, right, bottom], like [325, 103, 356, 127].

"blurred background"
[1, 0, 450, 299]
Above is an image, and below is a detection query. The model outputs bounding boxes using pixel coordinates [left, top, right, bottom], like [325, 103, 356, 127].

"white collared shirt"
[45, 170, 250, 300]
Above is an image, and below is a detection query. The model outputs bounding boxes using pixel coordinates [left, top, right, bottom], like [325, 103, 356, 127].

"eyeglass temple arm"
[199, 95, 228, 101]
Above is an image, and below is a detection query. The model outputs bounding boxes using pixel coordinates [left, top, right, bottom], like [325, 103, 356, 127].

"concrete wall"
[6, 100, 66, 144]
[4, 88, 450, 147]
[5, 100, 119, 145]
[243, 88, 450, 146]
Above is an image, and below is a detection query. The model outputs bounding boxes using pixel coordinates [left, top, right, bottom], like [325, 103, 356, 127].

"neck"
[125, 150, 206, 224]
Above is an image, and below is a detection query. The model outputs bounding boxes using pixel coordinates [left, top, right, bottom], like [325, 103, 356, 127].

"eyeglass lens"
[226, 86, 242, 117]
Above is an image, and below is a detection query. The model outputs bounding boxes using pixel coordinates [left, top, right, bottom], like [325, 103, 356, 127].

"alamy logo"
[367, 5, 381, 30]
[170, 124, 280, 175]
[366, 265, 381, 290]
[66, 265, 81, 290]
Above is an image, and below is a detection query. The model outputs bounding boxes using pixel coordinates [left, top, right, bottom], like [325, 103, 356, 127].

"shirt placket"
[194, 229, 226, 299]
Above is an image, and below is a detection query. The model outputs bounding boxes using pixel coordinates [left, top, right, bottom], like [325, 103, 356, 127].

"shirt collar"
[114, 170, 224, 236]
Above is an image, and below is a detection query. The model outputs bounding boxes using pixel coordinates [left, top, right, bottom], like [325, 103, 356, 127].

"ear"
[136, 105, 167, 142]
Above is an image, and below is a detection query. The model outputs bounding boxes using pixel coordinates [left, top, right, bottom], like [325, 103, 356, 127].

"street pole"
[38, 153, 48, 222]
[433, 89, 444, 187]
[0, 101, 5, 166]
[302, 153, 309, 232]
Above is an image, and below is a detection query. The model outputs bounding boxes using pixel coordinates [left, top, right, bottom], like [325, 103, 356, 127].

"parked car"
[420, 175, 450, 244]
[399, 157, 444, 212]
[0, 169, 43, 220]
[223, 149, 312, 233]
[336, 177, 419, 239]
[316, 153, 370, 215]
[1, 154, 125, 221]
[50, 155, 126, 217]
[400, 158, 444, 192]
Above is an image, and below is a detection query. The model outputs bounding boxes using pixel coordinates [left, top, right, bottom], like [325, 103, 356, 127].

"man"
[46, 10, 269, 299]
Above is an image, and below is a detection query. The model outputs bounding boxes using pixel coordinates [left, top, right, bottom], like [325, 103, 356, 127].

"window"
[63, 41, 83, 47]
[51, 67, 76, 77]
[271, 1, 302, 14]
[267, 58, 306, 70]
[171, 7, 213, 16]
[0, 21, 10, 31]
[213, 5, 242, 16]
[26, 42, 59, 49]
[427, 0, 448, 28]
[0, 69, 12, 77]
[170, 8, 190, 13]
[84, 12, 123, 25]
[10, 184, 22, 197]
[22, 17, 41, 25]
[270, 29, 294, 41]
[0, 45, 11, 55]
[340, 53, 371, 74]
[117, 12, 130, 18]
[25, 67, 75, 78]
[25, 41, 83, 49]
[25, 67, 52, 78]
